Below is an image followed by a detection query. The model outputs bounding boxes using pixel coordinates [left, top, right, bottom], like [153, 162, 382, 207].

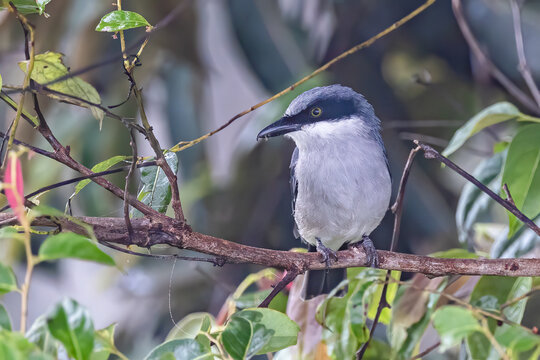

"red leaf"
[4, 153, 24, 223]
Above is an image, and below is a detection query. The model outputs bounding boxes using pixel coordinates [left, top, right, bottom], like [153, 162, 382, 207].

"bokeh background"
[1, 0, 540, 357]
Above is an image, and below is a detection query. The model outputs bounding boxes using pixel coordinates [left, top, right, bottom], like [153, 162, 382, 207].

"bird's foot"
[350, 236, 379, 268]
[316, 238, 338, 267]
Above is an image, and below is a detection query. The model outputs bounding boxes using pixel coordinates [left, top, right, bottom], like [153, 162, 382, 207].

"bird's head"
[257, 85, 380, 142]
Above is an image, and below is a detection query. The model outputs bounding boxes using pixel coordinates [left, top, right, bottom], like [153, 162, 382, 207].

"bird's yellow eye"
[310, 107, 322, 117]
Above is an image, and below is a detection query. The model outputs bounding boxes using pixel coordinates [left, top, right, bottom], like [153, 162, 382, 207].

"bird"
[257, 85, 392, 299]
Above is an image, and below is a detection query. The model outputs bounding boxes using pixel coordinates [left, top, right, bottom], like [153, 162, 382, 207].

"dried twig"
[510, 0, 540, 108]
[411, 342, 441, 360]
[170, 0, 437, 153]
[0, 161, 157, 213]
[452, 0, 540, 114]
[259, 268, 300, 308]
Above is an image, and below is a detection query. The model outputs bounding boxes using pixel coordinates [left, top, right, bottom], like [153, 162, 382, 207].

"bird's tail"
[301, 244, 347, 300]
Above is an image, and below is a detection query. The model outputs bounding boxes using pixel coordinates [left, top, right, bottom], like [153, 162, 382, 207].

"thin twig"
[357, 146, 420, 359]
[100, 241, 222, 264]
[0, 161, 157, 213]
[0, 130, 55, 159]
[0, 91, 40, 127]
[133, 85, 185, 221]
[510, 0, 540, 108]
[452, 0, 540, 114]
[411, 342, 440, 360]
[415, 141, 540, 236]
[500, 285, 540, 311]
[502, 183, 516, 207]
[124, 129, 138, 242]
[391, 278, 535, 333]
[170, 0, 437, 153]
[258, 268, 300, 308]
[113, 7, 185, 222]
[4, 6, 35, 169]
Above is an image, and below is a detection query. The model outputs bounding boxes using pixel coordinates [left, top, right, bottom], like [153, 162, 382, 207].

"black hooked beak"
[257, 116, 301, 140]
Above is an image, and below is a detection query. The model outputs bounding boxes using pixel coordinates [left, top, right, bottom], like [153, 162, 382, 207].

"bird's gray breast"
[291, 138, 391, 251]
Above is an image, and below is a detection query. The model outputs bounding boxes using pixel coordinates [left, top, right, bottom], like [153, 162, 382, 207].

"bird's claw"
[316, 238, 338, 267]
[350, 236, 379, 268]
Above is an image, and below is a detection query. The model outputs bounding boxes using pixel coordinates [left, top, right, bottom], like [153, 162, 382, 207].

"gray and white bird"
[257, 85, 391, 299]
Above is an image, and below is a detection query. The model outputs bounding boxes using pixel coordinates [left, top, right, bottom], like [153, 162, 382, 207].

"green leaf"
[18, 52, 104, 125]
[494, 141, 510, 154]
[502, 276, 532, 323]
[0, 330, 54, 360]
[495, 325, 540, 353]
[166, 312, 215, 342]
[95, 10, 151, 32]
[36, 0, 51, 14]
[479, 277, 534, 359]
[0, 0, 51, 14]
[233, 308, 298, 355]
[144, 339, 212, 360]
[432, 306, 482, 351]
[92, 324, 126, 360]
[443, 102, 539, 157]
[26, 315, 58, 356]
[367, 270, 400, 324]
[389, 277, 447, 358]
[466, 276, 532, 359]
[0, 262, 17, 294]
[347, 281, 373, 342]
[317, 285, 357, 359]
[0, 304, 11, 331]
[502, 124, 540, 237]
[39, 232, 114, 266]
[456, 151, 505, 245]
[72, 156, 130, 198]
[469, 276, 516, 312]
[221, 315, 273, 360]
[46, 298, 94, 360]
[131, 152, 179, 217]
[234, 290, 288, 312]
[491, 214, 540, 258]
[430, 248, 479, 259]
[221, 316, 254, 360]
[0, 226, 25, 241]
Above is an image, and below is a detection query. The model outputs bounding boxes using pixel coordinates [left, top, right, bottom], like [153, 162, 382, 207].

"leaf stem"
[19, 227, 34, 334]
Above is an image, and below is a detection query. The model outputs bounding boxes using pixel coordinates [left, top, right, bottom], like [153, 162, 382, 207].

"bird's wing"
[383, 146, 392, 183]
[290, 147, 300, 239]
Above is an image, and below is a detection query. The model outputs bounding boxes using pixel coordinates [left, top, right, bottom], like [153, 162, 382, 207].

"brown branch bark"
[3, 214, 540, 277]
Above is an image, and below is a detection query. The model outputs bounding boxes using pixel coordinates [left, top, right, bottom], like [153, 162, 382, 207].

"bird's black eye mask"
[291, 97, 357, 125]
[257, 97, 357, 139]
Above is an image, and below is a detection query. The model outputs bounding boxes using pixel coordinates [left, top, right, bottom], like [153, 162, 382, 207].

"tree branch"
[2, 214, 540, 277]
